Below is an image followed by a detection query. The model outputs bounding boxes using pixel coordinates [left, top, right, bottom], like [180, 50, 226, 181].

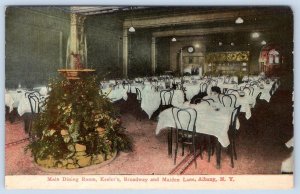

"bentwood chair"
[241, 86, 254, 96]
[221, 94, 237, 108]
[202, 98, 215, 105]
[171, 107, 198, 168]
[160, 89, 174, 111]
[27, 92, 42, 139]
[227, 105, 241, 168]
[269, 82, 277, 96]
[200, 82, 208, 95]
[135, 88, 142, 121]
[122, 82, 131, 93]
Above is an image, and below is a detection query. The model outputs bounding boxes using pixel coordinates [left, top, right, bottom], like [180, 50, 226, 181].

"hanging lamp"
[128, 7, 135, 32]
[171, 8, 176, 42]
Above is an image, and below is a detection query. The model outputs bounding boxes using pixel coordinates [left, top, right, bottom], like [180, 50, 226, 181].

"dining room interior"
[5, 5, 294, 175]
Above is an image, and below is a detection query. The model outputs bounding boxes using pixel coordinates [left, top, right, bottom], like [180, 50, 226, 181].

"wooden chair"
[171, 107, 198, 168]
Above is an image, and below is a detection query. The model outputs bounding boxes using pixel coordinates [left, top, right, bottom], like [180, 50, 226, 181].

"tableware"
[239, 91, 245, 97]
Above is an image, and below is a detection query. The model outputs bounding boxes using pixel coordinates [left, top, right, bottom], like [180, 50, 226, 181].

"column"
[122, 29, 128, 78]
[151, 37, 156, 75]
[69, 13, 86, 69]
[69, 13, 78, 69]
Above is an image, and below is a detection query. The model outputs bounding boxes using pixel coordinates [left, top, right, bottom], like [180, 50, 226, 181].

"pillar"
[122, 29, 128, 78]
[151, 37, 156, 75]
[69, 13, 86, 69]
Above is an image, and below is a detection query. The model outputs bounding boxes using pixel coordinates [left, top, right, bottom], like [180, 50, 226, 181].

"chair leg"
[216, 141, 221, 169]
[233, 138, 237, 160]
[193, 138, 197, 168]
[23, 113, 30, 134]
[198, 136, 203, 160]
[182, 139, 185, 156]
[174, 131, 179, 165]
[230, 140, 234, 168]
[208, 136, 211, 162]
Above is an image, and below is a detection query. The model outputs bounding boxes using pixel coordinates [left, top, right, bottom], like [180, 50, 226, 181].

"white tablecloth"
[6, 89, 46, 116]
[141, 89, 185, 119]
[156, 102, 240, 147]
[183, 83, 201, 101]
[6, 89, 26, 108]
[5, 93, 14, 112]
[130, 84, 144, 94]
[101, 86, 128, 102]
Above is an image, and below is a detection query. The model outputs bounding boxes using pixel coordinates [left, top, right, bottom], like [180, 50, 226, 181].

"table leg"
[168, 128, 173, 157]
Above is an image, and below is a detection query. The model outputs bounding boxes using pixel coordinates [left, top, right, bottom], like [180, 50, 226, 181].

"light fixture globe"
[129, 26, 135, 32]
[235, 17, 244, 24]
[252, 32, 260, 38]
[171, 37, 177, 42]
[261, 40, 267, 45]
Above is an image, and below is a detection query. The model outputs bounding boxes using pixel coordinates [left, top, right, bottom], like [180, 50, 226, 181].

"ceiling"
[58, 6, 293, 45]
[60, 6, 148, 15]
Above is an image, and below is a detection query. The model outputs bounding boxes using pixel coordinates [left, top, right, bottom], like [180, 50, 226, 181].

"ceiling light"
[252, 32, 260, 38]
[231, 42, 235, 46]
[261, 40, 267, 45]
[218, 42, 222, 46]
[171, 37, 177, 42]
[129, 26, 135, 32]
[128, 7, 135, 33]
[235, 17, 244, 24]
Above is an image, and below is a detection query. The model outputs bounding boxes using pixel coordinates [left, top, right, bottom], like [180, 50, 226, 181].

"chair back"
[160, 89, 174, 106]
[135, 88, 142, 101]
[269, 82, 276, 96]
[221, 94, 233, 107]
[218, 93, 225, 104]
[28, 93, 40, 114]
[242, 86, 254, 96]
[226, 89, 239, 96]
[171, 107, 197, 134]
[200, 82, 208, 93]
[25, 91, 40, 98]
[210, 79, 218, 86]
[122, 83, 131, 93]
[201, 98, 215, 105]
[230, 105, 241, 130]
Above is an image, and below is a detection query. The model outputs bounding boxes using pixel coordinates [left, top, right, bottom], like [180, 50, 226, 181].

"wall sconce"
[242, 62, 247, 67]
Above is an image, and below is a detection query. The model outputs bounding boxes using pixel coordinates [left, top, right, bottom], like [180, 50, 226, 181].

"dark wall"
[156, 37, 170, 75]
[85, 14, 123, 79]
[5, 7, 70, 88]
[128, 29, 152, 78]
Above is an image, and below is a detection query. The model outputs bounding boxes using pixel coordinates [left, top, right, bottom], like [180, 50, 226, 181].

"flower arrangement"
[26, 76, 132, 169]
